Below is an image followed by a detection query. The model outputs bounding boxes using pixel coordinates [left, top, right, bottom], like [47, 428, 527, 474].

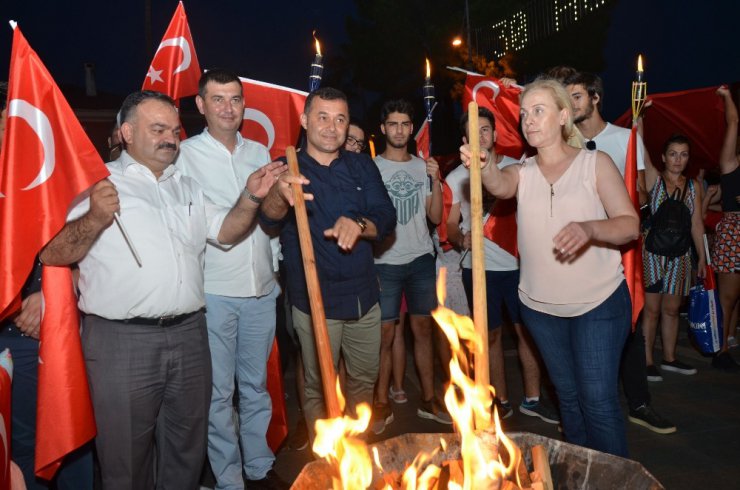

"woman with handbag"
[642, 133, 706, 380]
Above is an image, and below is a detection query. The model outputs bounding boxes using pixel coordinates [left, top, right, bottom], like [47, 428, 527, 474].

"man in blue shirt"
[261, 87, 395, 442]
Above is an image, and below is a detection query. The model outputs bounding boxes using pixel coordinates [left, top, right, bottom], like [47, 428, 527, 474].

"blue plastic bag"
[688, 281, 724, 354]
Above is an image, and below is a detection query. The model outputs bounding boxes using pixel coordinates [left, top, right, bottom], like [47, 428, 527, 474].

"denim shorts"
[461, 268, 522, 329]
[376, 253, 437, 322]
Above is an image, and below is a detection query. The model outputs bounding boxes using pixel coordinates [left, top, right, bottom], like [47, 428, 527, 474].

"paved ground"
[267, 319, 740, 489]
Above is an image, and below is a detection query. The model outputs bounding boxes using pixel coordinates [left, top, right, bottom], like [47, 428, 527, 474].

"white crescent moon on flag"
[243, 109, 275, 150]
[8, 99, 56, 191]
[471, 80, 501, 104]
[156, 36, 192, 75]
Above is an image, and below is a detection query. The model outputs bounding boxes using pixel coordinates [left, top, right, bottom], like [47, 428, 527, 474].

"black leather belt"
[104, 309, 203, 327]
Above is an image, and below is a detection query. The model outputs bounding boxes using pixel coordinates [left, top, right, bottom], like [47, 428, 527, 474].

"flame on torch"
[425, 58, 431, 79]
[637, 54, 643, 73]
[313, 30, 322, 56]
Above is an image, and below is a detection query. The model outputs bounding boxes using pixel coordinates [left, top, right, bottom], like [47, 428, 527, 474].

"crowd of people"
[0, 62, 737, 489]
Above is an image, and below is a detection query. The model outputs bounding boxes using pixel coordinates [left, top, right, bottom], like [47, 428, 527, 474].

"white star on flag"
[146, 66, 164, 84]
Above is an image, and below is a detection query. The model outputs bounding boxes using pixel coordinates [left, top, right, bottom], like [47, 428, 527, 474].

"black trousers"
[620, 316, 651, 411]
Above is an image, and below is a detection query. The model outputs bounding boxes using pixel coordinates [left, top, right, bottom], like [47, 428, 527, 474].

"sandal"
[389, 386, 408, 404]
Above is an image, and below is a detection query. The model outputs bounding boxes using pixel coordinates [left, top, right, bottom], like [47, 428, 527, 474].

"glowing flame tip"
[425, 58, 431, 78]
[637, 54, 643, 72]
[313, 30, 322, 56]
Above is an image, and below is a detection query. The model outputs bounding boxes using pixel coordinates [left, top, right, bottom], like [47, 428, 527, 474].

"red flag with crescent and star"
[142, 1, 201, 100]
[463, 75, 524, 159]
[621, 126, 645, 330]
[0, 24, 104, 480]
[237, 76, 305, 448]
[239, 77, 307, 160]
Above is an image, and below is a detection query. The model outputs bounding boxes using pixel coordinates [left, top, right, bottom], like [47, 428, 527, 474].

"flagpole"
[114, 213, 142, 267]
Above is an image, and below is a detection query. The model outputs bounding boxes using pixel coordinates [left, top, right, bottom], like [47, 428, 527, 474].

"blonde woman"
[460, 79, 639, 456]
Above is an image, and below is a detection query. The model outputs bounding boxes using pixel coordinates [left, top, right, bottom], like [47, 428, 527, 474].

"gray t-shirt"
[374, 155, 434, 265]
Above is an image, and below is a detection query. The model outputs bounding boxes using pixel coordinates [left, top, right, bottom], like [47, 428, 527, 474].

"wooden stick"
[531, 445, 553, 490]
[467, 102, 490, 427]
[286, 146, 341, 418]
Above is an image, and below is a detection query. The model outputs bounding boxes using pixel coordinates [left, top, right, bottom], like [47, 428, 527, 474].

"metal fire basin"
[292, 432, 664, 490]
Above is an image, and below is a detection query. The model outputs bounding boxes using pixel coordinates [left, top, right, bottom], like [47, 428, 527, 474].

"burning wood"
[294, 268, 664, 489]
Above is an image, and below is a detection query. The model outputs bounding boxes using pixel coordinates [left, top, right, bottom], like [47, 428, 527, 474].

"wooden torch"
[286, 146, 342, 418]
[467, 102, 491, 427]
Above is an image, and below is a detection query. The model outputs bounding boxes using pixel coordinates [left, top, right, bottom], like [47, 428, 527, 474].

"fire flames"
[311, 268, 524, 489]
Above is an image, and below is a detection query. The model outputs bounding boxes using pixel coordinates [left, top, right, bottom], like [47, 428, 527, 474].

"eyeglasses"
[586, 140, 596, 151]
[346, 135, 366, 150]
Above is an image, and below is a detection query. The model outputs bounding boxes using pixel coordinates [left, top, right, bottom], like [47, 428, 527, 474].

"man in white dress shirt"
[177, 69, 285, 489]
[40, 90, 284, 490]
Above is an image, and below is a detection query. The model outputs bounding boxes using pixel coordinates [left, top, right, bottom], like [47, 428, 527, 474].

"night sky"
[2, 0, 739, 122]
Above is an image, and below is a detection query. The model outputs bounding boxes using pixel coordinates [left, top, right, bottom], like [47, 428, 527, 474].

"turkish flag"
[414, 118, 431, 159]
[463, 76, 524, 158]
[0, 25, 109, 319]
[436, 181, 454, 252]
[265, 340, 288, 451]
[0, 25, 104, 481]
[483, 199, 518, 258]
[141, 1, 201, 100]
[614, 86, 726, 172]
[621, 126, 645, 330]
[0, 348, 12, 490]
[239, 78, 307, 160]
[35, 266, 96, 480]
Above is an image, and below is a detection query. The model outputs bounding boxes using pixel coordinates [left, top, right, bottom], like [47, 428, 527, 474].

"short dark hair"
[662, 133, 691, 155]
[537, 66, 578, 84]
[119, 90, 176, 125]
[380, 99, 414, 124]
[304, 87, 348, 114]
[198, 69, 242, 98]
[459, 106, 496, 136]
[0, 81, 7, 111]
[564, 72, 604, 108]
[349, 120, 366, 135]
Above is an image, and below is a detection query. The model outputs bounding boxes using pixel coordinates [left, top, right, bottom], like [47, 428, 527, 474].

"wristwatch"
[354, 216, 367, 233]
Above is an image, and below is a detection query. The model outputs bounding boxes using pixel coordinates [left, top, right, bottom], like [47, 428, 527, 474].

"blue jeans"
[519, 281, 631, 457]
[205, 285, 279, 487]
[376, 253, 437, 322]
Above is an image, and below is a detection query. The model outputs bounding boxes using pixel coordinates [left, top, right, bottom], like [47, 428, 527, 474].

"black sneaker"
[519, 399, 560, 424]
[494, 399, 513, 420]
[646, 364, 663, 382]
[371, 402, 394, 435]
[417, 398, 453, 425]
[712, 351, 740, 372]
[661, 359, 697, 375]
[246, 469, 289, 490]
[286, 416, 309, 451]
[628, 404, 677, 434]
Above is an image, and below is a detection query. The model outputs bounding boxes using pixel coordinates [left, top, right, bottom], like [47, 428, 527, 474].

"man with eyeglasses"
[345, 122, 366, 153]
[372, 99, 447, 434]
[564, 71, 676, 436]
